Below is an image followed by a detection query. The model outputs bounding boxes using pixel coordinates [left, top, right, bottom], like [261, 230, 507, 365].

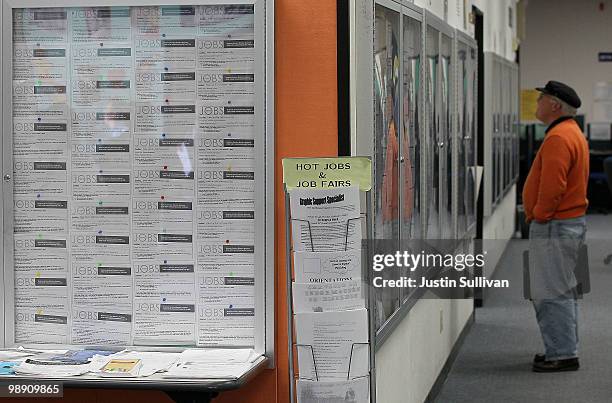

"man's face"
[535, 92, 558, 123]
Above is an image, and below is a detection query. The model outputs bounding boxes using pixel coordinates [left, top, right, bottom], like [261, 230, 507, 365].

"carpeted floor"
[435, 214, 612, 403]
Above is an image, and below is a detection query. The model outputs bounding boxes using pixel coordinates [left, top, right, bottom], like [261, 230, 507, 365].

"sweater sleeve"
[532, 135, 571, 221]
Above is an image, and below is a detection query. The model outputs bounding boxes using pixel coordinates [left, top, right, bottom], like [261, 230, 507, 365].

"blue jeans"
[532, 298, 578, 360]
[529, 216, 586, 360]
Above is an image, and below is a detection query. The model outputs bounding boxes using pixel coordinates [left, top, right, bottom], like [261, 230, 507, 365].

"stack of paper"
[24, 350, 114, 366]
[0, 348, 69, 376]
[0, 349, 38, 362]
[295, 309, 369, 381]
[15, 354, 111, 377]
[163, 348, 259, 379]
[289, 187, 363, 252]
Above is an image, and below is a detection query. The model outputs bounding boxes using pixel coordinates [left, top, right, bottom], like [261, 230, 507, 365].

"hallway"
[436, 215, 612, 403]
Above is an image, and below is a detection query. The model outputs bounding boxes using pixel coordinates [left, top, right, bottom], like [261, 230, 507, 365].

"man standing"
[523, 81, 589, 372]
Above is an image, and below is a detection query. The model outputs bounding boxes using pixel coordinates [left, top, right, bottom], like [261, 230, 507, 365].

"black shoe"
[532, 357, 579, 372]
[533, 354, 545, 363]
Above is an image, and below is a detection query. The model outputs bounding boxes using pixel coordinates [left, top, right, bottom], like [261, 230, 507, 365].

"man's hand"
[525, 215, 549, 224]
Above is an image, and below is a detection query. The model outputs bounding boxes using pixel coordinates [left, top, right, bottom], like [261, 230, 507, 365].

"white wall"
[520, 0, 612, 123]
[447, 0, 466, 31]
[482, 186, 516, 287]
[473, 0, 517, 61]
[376, 297, 474, 403]
[414, 0, 447, 21]
[483, 186, 516, 241]
[412, 0, 518, 60]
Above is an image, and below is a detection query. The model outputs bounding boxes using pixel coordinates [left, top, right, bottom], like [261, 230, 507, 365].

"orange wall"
[11, 2, 338, 403]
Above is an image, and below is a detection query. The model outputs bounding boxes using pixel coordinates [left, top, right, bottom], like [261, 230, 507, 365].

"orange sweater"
[523, 118, 589, 222]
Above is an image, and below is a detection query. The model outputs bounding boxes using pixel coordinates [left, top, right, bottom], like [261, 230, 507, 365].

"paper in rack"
[292, 280, 365, 314]
[289, 186, 362, 252]
[293, 249, 362, 283]
[295, 309, 369, 381]
[296, 377, 369, 403]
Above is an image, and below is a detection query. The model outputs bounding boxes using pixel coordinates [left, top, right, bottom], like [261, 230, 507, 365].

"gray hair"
[550, 95, 578, 116]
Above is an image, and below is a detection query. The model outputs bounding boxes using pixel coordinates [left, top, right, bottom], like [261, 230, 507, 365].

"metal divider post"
[285, 185, 296, 401]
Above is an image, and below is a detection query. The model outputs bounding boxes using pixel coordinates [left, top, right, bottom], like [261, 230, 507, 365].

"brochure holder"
[284, 185, 376, 403]
[294, 341, 370, 382]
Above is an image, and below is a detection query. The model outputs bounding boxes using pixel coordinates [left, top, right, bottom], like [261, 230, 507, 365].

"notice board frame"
[0, 0, 275, 369]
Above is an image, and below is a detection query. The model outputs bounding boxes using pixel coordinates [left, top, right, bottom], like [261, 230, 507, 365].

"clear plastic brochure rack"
[0, 1, 274, 401]
[282, 157, 376, 403]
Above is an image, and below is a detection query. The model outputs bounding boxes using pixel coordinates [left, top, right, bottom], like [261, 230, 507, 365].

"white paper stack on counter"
[14, 361, 101, 377]
[1, 348, 262, 379]
[288, 186, 370, 403]
[163, 348, 259, 379]
[0, 348, 39, 362]
[13, 350, 115, 377]
[0, 349, 36, 376]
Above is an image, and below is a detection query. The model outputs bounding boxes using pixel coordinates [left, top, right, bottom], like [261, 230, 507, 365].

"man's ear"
[552, 101, 560, 112]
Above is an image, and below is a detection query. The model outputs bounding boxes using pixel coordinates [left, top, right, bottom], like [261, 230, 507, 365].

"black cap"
[536, 80, 581, 108]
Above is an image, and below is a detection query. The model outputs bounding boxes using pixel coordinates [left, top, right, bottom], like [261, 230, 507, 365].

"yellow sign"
[521, 89, 539, 122]
[282, 157, 372, 191]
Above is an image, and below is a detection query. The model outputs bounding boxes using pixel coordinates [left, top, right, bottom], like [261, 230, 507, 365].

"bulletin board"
[0, 0, 274, 371]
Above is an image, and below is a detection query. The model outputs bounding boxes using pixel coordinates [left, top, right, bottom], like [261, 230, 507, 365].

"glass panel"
[11, 5, 259, 347]
[513, 68, 519, 181]
[490, 58, 495, 205]
[457, 42, 468, 237]
[467, 44, 477, 229]
[495, 138, 500, 202]
[401, 15, 421, 241]
[505, 66, 511, 189]
[494, 60, 502, 203]
[510, 74, 514, 183]
[492, 113, 498, 205]
[439, 34, 452, 239]
[373, 4, 401, 327]
[400, 14, 421, 302]
[425, 25, 439, 239]
[506, 133, 511, 187]
[498, 62, 504, 199]
[503, 67, 509, 190]
[508, 73, 512, 186]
